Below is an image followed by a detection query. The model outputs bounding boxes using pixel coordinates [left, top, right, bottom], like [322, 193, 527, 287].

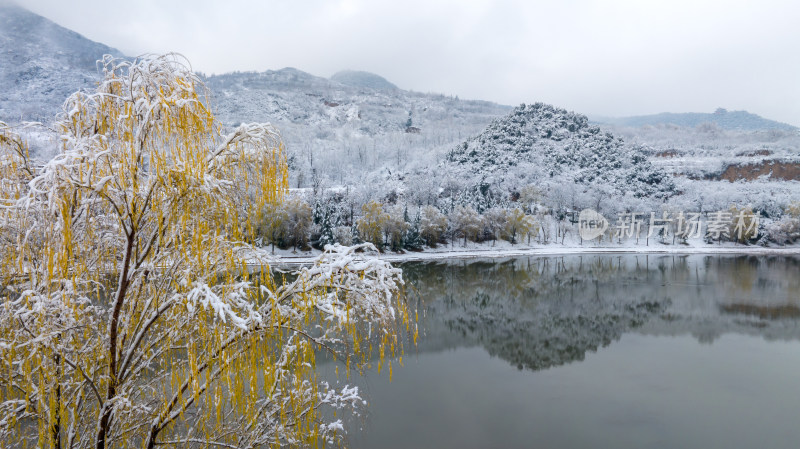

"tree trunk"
[53, 353, 61, 449]
[96, 233, 135, 449]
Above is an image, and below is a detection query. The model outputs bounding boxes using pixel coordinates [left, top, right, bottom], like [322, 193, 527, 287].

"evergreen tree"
[312, 198, 325, 225]
[312, 198, 342, 249]
[350, 223, 363, 245]
[404, 210, 425, 250]
[318, 212, 337, 249]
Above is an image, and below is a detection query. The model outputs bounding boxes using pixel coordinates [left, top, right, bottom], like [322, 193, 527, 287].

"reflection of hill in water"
[401, 254, 800, 371]
[442, 293, 666, 370]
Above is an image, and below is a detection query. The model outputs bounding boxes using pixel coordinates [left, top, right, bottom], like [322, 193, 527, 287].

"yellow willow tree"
[356, 201, 388, 249]
[0, 54, 410, 448]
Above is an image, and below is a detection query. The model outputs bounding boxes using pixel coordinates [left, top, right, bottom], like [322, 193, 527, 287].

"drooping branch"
[0, 53, 408, 449]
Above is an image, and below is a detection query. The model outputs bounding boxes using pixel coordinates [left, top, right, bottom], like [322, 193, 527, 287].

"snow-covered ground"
[265, 237, 800, 267]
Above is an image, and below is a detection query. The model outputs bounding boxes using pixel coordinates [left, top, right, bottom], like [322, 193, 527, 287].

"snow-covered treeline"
[254, 189, 800, 253]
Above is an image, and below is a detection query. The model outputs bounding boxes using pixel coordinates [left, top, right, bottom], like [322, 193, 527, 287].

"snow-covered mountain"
[205, 67, 507, 135]
[595, 108, 797, 131]
[2, 2, 797, 218]
[0, 1, 123, 123]
[433, 103, 676, 213]
[204, 69, 511, 190]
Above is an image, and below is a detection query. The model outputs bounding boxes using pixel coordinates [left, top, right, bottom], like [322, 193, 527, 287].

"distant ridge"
[331, 70, 397, 90]
[594, 108, 797, 131]
[0, 1, 124, 123]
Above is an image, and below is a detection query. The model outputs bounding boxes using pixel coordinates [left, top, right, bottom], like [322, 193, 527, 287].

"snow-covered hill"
[432, 103, 676, 213]
[597, 117, 800, 217]
[204, 69, 511, 191]
[0, 1, 123, 123]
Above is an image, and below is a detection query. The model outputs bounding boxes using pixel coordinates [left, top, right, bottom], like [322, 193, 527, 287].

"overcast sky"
[21, 0, 800, 126]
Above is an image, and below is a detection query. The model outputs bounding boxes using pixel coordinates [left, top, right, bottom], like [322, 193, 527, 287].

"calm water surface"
[326, 254, 800, 449]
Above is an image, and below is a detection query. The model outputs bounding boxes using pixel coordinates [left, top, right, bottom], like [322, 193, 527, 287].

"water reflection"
[334, 254, 800, 449]
[401, 254, 800, 371]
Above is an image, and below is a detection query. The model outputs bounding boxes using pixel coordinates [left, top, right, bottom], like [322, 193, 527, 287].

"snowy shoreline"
[265, 240, 800, 267]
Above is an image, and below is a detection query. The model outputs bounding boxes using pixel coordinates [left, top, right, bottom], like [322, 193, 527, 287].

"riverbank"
[265, 238, 800, 267]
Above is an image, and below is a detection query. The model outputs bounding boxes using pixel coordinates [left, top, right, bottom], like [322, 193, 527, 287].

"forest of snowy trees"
[252, 188, 800, 252]
[245, 102, 800, 252]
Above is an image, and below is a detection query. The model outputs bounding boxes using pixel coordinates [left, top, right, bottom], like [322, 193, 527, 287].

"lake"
[322, 254, 800, 449]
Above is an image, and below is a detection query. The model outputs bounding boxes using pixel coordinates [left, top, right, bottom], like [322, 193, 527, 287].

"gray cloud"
[21, 0, 800, 125]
